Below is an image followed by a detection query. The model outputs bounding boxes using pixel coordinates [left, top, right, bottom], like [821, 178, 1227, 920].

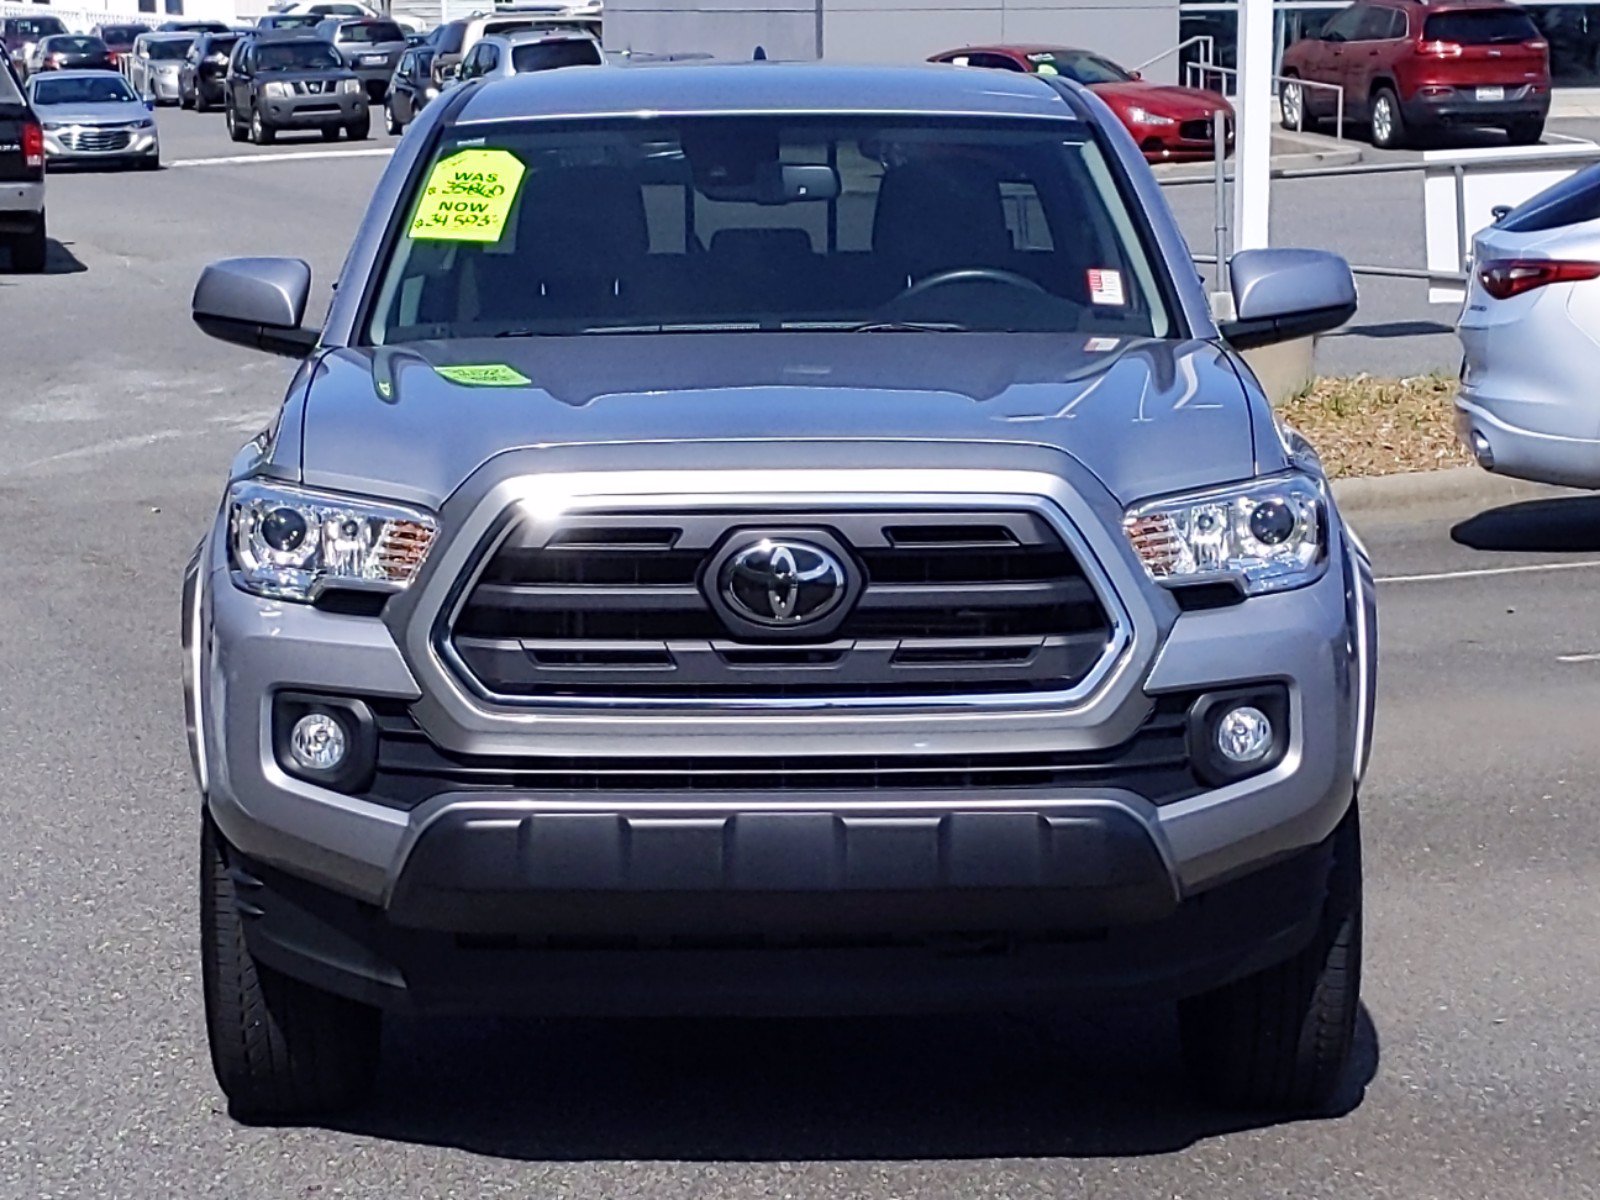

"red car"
[89, 22, 152, 70]
[1279, 0, 1549, 148]
[928, 44, 1234, 161]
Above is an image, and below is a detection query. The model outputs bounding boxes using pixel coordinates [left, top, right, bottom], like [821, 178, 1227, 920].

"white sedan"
[1456, 165, 1600, 488]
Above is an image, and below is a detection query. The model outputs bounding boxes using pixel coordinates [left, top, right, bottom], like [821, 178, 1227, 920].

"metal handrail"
[1131, 34, 1214, 76]
[1184, 60, 1346, 144]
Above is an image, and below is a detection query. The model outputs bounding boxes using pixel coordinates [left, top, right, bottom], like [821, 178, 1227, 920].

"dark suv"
[223, 33, 368, 145]
[1280, 0, 1550, 147]
[181, 32, 241, 111]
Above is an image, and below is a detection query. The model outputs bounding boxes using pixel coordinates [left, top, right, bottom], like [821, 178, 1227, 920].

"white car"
[455, 29, 602, 82]
[268, 2, 379, 17]
[1456, 164, 1600, 488]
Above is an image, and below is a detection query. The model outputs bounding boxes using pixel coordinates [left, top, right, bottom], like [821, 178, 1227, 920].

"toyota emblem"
[719, 539, 848, 627]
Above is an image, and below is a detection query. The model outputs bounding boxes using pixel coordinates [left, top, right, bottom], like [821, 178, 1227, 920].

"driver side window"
[1320, 7, 1365, 42]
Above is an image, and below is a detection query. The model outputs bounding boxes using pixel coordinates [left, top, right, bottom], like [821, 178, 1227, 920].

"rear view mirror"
[1220, 248, 1356, 350]
[192, 257, 319, 358]
[701, 163, 840, 205]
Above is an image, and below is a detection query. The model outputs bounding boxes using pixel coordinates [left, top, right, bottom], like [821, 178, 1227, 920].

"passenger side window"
[971, 52, 1024, 71]
[1386, 8, 1408, 38]
[483, 45, 499, 72]
[1352, 7, 1394, 41]
[1320, 8, 1364, 42]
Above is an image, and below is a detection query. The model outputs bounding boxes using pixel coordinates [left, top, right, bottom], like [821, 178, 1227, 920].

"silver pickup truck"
[184, 62, 1377, 1122]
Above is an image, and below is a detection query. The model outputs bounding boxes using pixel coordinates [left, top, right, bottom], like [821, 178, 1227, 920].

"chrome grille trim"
[418, 474, 1134, 714]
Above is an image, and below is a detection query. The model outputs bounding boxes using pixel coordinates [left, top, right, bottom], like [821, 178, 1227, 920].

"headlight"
[423, 84, 438, 100]
[1125, 105, 1177, 127]
[135, 116, 155, 129]
[228, 482, 436, 602]
[1123, 473, 1326, 596]
[40, 120, 63, 131]
[261, 80, 291, 98]
[339, 77, 360, 94]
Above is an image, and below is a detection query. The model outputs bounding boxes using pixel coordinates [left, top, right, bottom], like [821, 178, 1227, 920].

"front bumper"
[148, 70, 182, 102]
[42, 127, 158, 163]
[188, 460, 1373, 1012]
[260, 94, 366, 129]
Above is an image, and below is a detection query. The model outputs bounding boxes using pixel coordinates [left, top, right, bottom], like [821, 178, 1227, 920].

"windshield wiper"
[845, 320, 969, 333]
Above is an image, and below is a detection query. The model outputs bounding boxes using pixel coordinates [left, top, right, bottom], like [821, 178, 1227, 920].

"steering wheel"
[896, 266, 1049, 303]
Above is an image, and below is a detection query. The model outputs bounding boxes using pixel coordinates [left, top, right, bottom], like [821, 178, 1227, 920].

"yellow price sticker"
[408, 149, 527, 243]
[435, 363, 533, 387]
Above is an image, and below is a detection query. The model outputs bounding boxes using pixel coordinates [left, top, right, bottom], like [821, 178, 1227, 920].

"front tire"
[195, 87, 211, 113]
[1369, 87, 1406, 150]
[385, 100, 401, 136]
[226, 101, 248, 143]
[1178, 803, 1362, 1114]
[345, 113, 370, 141]
[1279, 75, 1308, 132]
[201, 815, 381, 1121]
[250, 105, 275, 146]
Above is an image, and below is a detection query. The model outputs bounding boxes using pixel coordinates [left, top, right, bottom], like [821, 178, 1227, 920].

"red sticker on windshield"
[1088, 269, 1125, 307]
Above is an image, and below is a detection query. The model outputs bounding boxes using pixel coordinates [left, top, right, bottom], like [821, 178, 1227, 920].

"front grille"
[60, 126, 131, 152]
[365, 695, 1201, 809]
[444, 510, 1119, 703]
[291, 79, 336, 95]
[1178, 117, 1233, 143]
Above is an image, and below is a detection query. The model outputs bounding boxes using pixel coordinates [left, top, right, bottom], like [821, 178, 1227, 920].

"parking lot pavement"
[1163, 116, 1600, 379]
[4, 106, 1600, 1200]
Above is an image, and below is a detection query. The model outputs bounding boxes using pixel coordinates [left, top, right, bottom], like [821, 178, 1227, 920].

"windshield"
[49, 37, 106, 54]
[1422, 9, 1540, 43]
[264, 14, 322, 29]
[146, 38, 193, 60]
[339, 20, 403, 42]
[34, 75, 137, 104]
[1026, 50, 1133, 84]
[368, 116, 1172, 343]
[11, 18, 67, 38]
[101, 25, 149, 44]
[512, 39, 602, 71]
[257, 41, 342, 69]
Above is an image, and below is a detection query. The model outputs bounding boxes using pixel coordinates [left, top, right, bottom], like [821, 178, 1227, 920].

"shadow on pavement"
[0, 238, 87, 276]
[311, 1004, 1379, 1161]
[1453, 494, 1600, 553]
[1327, 319, 1454, 340]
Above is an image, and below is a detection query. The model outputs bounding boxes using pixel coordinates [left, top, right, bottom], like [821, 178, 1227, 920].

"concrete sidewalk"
[1152, 128, 1361, 182]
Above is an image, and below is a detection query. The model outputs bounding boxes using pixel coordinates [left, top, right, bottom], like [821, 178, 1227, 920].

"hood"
[259, 66, 360, 81]
[38, 100, 146, 124]
[1090, 82, 1231, 119]
[298, 334, 1262, 510]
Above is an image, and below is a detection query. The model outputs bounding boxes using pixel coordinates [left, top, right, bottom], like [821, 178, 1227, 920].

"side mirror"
[1220, 248, 1356, 350]
[192, 257, 319, 358]
[1130, 69, 1143, 80]
[144, 97, 155, 110]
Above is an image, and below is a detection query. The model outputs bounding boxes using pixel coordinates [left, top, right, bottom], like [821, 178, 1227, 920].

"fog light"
[1215, 705, 1274, 764]
[289, 712, 347, 773]
[1470, 430, 1495, 470]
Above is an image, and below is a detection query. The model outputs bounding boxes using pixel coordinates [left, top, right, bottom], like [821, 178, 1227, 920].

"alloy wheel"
[1282, 82, 1303, 130]
[1373, 97, 1393, 145]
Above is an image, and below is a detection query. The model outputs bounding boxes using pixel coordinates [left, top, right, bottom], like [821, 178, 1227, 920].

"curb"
[1330, 465, 1584, 517]
[1155, 138, 1361, 183]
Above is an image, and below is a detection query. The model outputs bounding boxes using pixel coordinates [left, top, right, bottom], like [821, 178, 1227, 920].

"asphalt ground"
[3, 104, 1600, 1199]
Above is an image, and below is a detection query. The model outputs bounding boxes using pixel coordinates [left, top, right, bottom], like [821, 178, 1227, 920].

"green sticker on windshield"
[1034, 62, 1059, 75]
[408, 149, 526, 243]
[435, 363, 532, 387]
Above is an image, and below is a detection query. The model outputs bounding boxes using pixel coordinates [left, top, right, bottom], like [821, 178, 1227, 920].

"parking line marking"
[167, 148, 393, 168]
[1375, 559, 1600, 585]
[1557, 651, 1600, 663]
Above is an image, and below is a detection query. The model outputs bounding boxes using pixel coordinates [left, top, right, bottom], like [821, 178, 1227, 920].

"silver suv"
[184, 63, 1377, 1121]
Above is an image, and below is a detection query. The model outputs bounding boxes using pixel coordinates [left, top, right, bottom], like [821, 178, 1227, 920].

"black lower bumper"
[223, 806, 1338, 1017]
[1406, 95, 1548, 127]
[260, 97, 366, 129]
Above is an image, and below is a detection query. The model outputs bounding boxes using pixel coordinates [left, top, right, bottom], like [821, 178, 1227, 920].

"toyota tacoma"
[184, 63, 1377, 1120]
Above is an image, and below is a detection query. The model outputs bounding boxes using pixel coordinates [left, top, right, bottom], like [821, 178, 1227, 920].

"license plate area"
[1477, 86, 1506, 102]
